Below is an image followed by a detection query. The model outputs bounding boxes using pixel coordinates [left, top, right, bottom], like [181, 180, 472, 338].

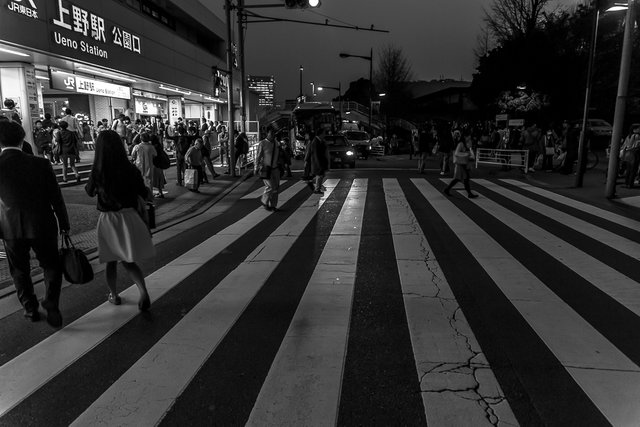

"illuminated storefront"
[0, 0, 229, 148]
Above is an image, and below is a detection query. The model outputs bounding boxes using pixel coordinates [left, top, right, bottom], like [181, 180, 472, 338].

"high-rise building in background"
[248, 76, 275, 107]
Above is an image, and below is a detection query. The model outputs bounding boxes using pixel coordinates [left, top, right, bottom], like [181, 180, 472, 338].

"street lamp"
[339, 48, 373, 129]
[576, 0, 628, 187]
[317, 83, 342, 117]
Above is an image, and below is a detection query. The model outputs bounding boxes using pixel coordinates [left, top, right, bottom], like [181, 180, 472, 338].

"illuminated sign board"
[50, 70, 131, 99]
[49, 0, 142, 60]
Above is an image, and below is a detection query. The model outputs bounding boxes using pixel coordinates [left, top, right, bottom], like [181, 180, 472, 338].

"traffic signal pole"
[225, 0, 236, 177]
[237, 0, 248, 134]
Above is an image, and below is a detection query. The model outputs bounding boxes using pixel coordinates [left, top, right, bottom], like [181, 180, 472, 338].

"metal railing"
[475, 148, 529, 172]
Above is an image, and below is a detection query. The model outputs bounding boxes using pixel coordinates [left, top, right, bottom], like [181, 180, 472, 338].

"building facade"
[248, 75, 275, 108]
[0, 0, 236, 149]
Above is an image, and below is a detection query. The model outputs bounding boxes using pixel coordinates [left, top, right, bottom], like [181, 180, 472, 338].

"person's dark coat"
[57, 128, 78, 155]
[0, 149, 69, 239]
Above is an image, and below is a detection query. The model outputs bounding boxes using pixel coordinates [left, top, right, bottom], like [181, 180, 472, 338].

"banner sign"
[50, 70, 131, 99]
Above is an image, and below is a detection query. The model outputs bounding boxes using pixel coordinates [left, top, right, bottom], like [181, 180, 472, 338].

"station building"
[0, 0, 243, 147]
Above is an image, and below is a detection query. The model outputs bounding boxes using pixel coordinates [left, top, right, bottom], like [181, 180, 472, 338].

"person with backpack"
[111, 113, 128, 148]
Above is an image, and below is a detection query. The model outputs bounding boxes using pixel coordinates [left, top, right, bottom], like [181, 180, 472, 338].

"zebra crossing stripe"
[500, 179, 640, 231]
[383, 179, 517, 426]
[246, 179, 367, 426]
[462, 181, 640, 320]
[0, 182, 308, 418]
[69, 180, 340, 426]
[413, 179, 640, 427]
[240, 180, 288, 200]
[477, 180, 640, 263]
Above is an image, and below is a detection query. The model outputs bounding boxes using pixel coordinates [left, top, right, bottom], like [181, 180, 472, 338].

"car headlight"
[346, 150, 354, 156]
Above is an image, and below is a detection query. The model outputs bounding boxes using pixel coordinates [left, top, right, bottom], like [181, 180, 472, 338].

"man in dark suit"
[0, 121, 70, 327]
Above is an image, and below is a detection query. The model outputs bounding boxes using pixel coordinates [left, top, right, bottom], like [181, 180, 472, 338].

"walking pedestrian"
[201, 129, 219, 180]
[0, 120, 70, 327]
[255, 126, 284, 211]
[131, 132, 157, 197]
[443, 132, 478, 198]
[185, 139, 204, 193]
[620, 125, 640, 188]
[55, 120, 80, 182]
[85, 130, 153, 310]
[437, 125, 455, 175]
[304, 127, 330, 193]
[417, 124, 433, 174]
[234, 131, 249, 175]
[174, 126, 191, 186]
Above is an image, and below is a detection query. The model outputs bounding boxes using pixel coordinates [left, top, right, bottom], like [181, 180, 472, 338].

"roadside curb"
[0, 168, 254, 300]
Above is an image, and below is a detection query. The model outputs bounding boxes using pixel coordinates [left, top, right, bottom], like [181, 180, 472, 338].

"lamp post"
[576, 1, 627, 187]
[339, 48, 373, 129]
[299, 65, 304, 100]
[605, 0, 636, 198]
[317, 82, 342, 117]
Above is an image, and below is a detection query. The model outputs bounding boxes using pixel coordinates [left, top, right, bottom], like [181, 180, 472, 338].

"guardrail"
[475, 148, 529, 172]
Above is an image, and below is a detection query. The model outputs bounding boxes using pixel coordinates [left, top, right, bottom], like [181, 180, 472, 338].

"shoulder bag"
[59, 234, 94, 284]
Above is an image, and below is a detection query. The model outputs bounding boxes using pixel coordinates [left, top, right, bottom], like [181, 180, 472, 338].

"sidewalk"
[0, 155, 251, 291]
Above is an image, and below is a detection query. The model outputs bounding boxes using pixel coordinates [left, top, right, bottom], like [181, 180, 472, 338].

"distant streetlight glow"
[309, 0, 320, 7]
[379, 93, 386, 97]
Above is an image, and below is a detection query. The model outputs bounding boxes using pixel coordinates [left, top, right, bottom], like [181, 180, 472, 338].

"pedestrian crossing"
[1, 176, 639, 426]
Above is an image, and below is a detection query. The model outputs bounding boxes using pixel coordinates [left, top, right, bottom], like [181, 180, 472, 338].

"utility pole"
[605, 0, 635, 198]
[225, 0, 236, 177]
[237, 0, 248, 134]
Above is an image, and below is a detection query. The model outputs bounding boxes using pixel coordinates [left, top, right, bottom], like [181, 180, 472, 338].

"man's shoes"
[305, 181, 315, 191]
[261, 202, 271, 211]
[468, 193, 478, 199]
[24, 309, 40, 322]
[213, 173, 221, 178]
[138, 293, 151, 311]
[313, 190, 324, 194]
[41, 300, 62, 328]
[76, 176, 81, 183]
[443, 188, 451, 196]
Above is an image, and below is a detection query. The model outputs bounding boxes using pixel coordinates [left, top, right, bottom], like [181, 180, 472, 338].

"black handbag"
[59, 234, 94, 284]
[136, 196, 156, 230]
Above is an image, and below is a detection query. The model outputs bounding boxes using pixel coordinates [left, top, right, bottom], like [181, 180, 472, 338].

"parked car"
[324, 134, 356, 168]
[571, 118, 612, 149]
[341, 130, 370, 159]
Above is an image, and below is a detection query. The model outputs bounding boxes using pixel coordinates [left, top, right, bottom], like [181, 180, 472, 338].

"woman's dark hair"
[59, 120, 69, 129]
[90, 130, 134, 196]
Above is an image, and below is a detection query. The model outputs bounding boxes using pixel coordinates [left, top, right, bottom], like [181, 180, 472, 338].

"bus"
[290, 102, 340, 158]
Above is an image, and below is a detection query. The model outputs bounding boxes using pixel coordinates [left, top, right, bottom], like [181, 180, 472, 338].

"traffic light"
[284, 0, 320, 9]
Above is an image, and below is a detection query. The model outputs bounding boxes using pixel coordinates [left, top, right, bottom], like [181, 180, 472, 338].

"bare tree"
[474, 25, 494, 61]
[484, 0, 551, 44]
[374, 44, 413, 95]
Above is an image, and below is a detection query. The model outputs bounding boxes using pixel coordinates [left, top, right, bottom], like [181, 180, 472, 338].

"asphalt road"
[0, 160, 639, 426]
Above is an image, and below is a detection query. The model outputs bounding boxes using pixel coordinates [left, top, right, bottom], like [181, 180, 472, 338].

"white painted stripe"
[0, 182, 309, 417]
[247, 179, 367, 426]
[383, 179, 517, 426]
[241, 180, 289, 200]
[70, 180, 340, 427]
[501, 179, 640, 231]
[412, 178, 640, 427]
[460, 182, 640, 324]
[477, 179, 640, 263]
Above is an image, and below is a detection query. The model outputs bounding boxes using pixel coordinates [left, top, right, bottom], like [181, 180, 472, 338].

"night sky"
[206, 0, 579, 102]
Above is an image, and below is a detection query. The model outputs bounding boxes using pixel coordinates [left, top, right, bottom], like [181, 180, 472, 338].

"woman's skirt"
[453, 164, 470, 181]
[152, 167, 166, 189]
[97, 208, 155, 263]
